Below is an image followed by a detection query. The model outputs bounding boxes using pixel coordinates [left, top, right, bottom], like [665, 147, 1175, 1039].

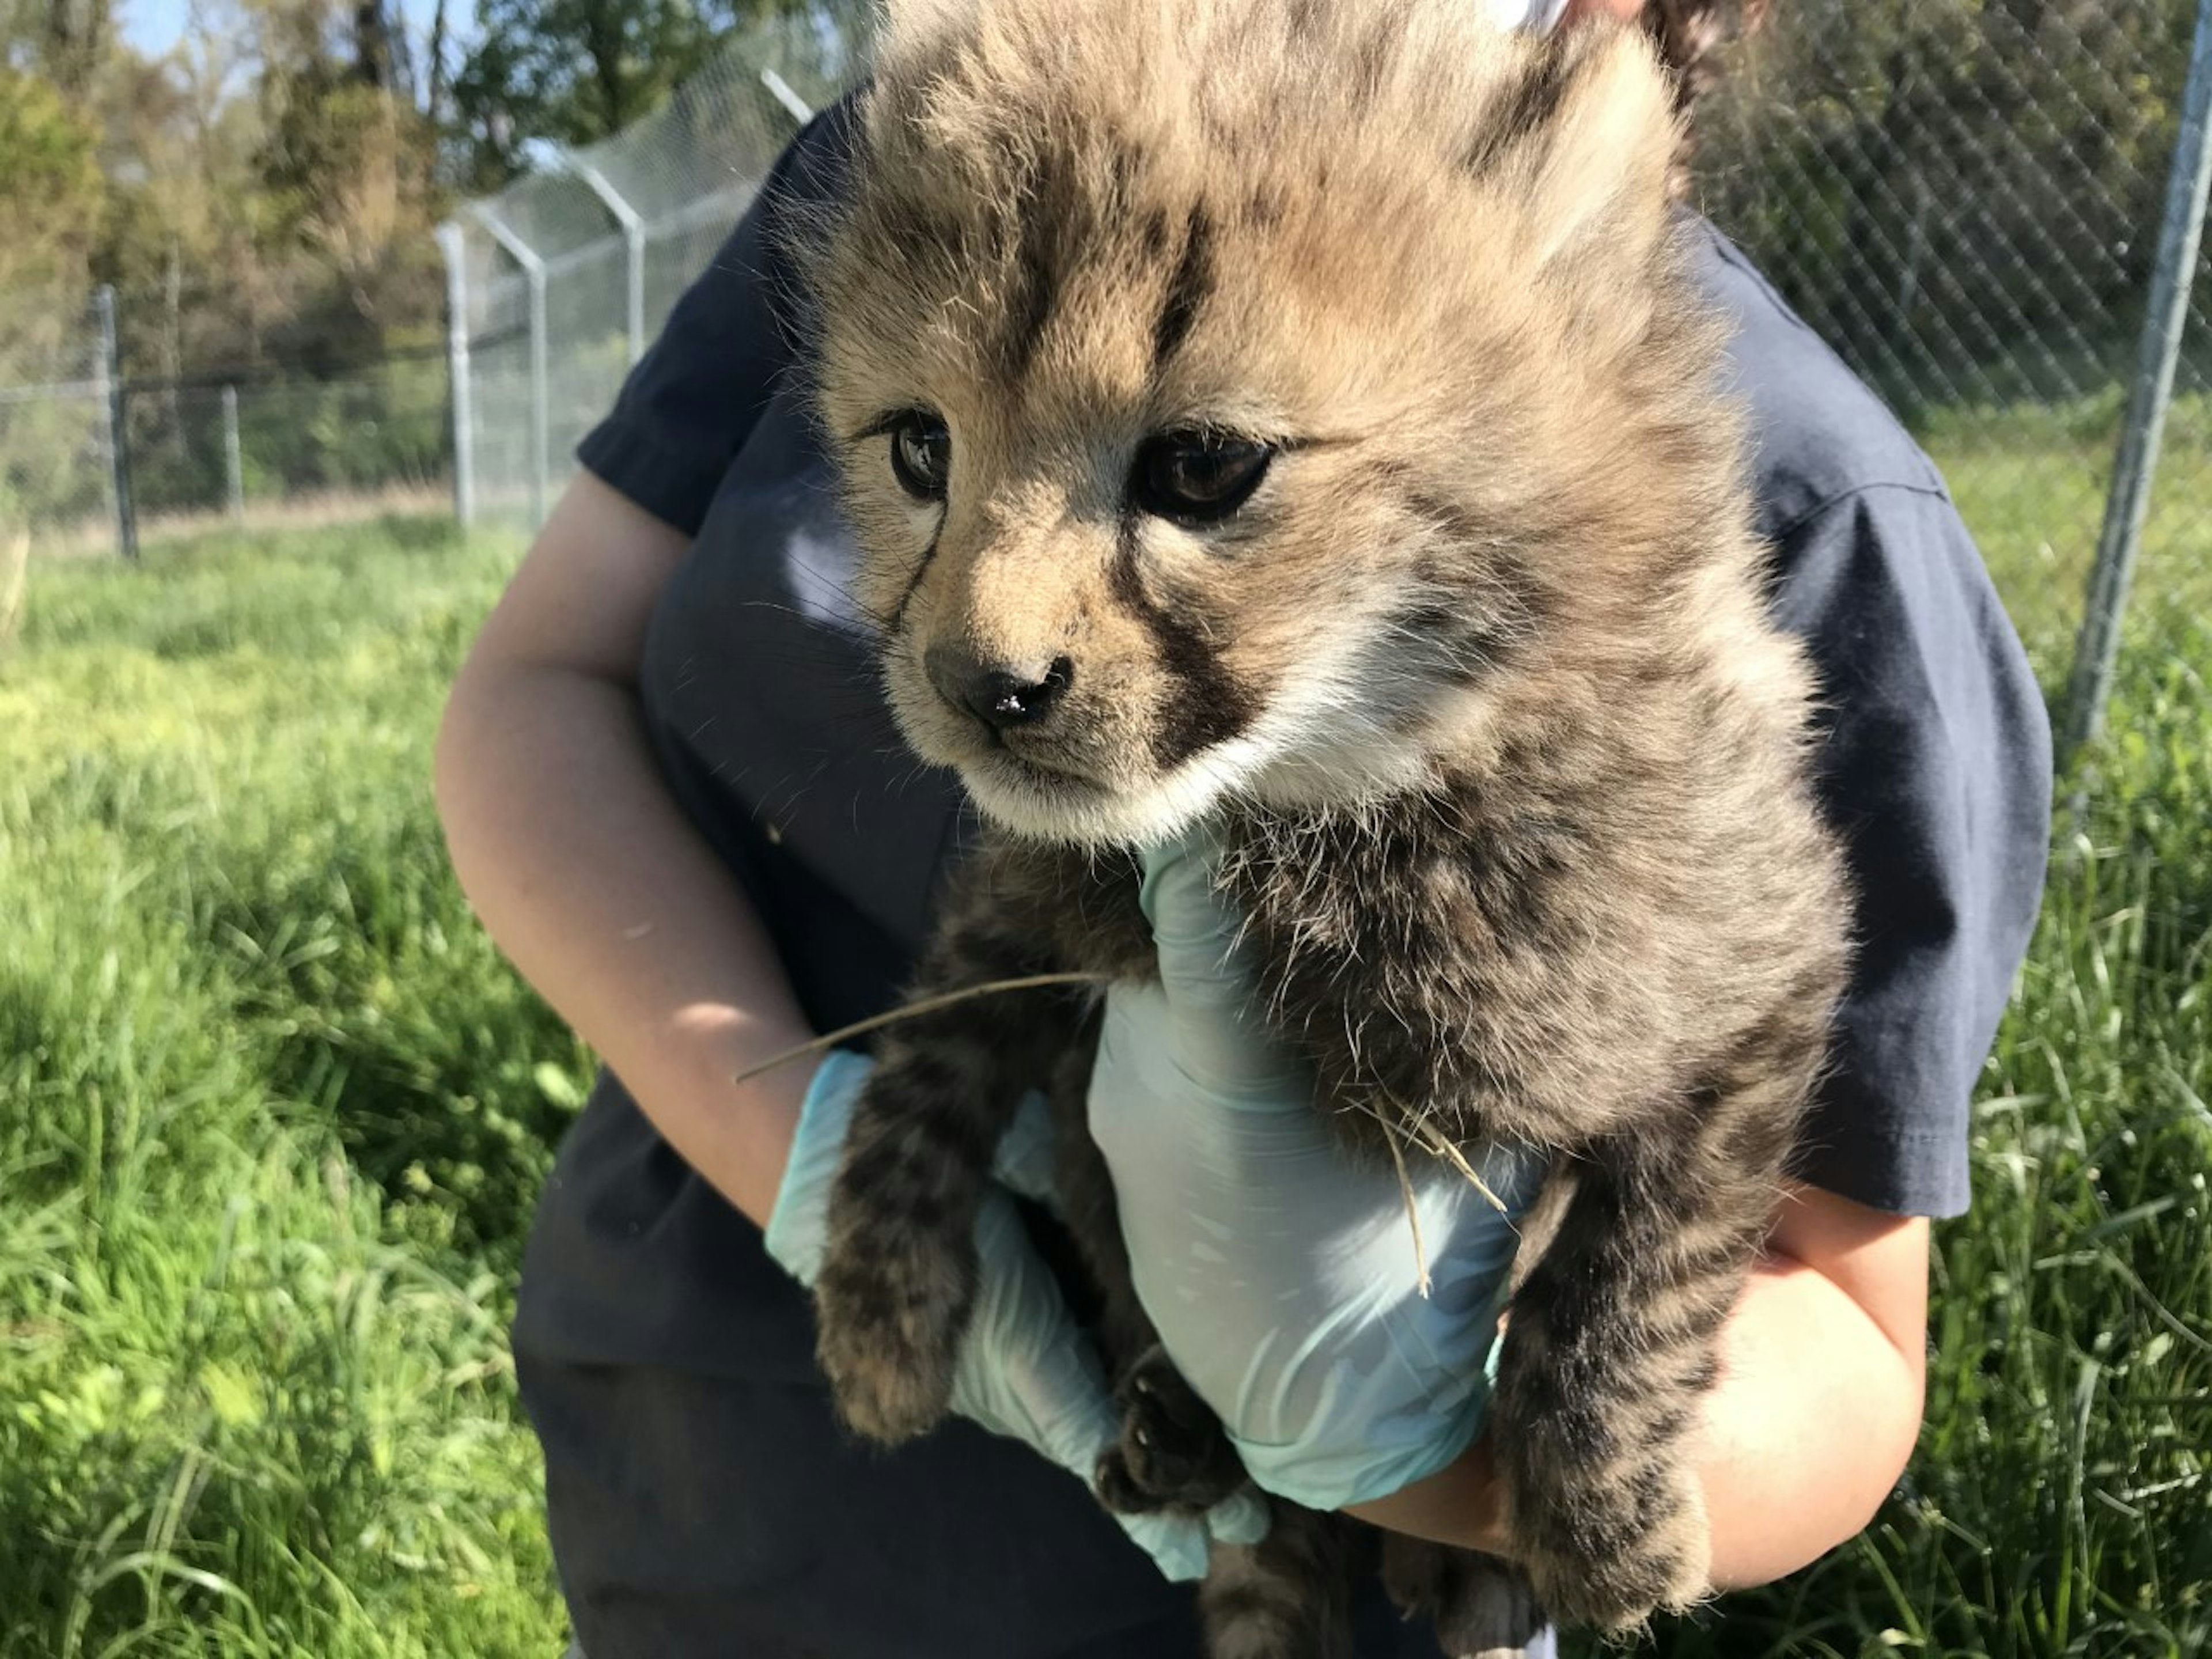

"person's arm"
[1346, 1183, 1929, 1589]
[435, 474, 1266, 1580]
[433, 470, 812, 1223]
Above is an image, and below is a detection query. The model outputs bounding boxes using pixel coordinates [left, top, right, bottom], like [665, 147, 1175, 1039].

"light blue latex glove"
[764, 1049, 1269, 1581]
[1089, 831, 1548, 1513]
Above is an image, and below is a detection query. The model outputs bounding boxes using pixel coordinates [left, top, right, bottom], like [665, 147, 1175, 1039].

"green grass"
[1, 423, 2207, 1658]
[1917, 390, 2212, 660]
[0, 519, 584, 1657]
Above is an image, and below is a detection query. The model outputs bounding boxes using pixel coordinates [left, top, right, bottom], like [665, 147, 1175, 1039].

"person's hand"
[764, 1050, 1268, 1580]
[1089, 830, 1548, 1512]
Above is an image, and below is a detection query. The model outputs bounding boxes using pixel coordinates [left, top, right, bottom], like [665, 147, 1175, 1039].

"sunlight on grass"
[1, 519, 581, 1657]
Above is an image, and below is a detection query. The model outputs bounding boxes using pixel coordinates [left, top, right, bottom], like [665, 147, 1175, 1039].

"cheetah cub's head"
[808, 0, 1729, 846]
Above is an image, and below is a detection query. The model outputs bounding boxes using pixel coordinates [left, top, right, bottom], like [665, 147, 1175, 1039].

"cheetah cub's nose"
[925, 644, 1074, 732]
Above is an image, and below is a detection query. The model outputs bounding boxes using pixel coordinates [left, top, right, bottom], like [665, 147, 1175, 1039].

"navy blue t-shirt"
[510, 105, 2051, 1659]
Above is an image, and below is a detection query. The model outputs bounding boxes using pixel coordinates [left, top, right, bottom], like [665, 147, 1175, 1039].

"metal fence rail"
[2063, 0, 2212, 759]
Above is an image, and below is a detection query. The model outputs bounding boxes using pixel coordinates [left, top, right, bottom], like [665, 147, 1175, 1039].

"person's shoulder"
[1682, 216, 1953, 542]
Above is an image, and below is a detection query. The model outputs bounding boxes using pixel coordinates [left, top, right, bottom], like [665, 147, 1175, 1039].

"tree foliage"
[1697, 0, 2205, 412]
[0, 65, 103, 308]
[446, 0, 800, 188]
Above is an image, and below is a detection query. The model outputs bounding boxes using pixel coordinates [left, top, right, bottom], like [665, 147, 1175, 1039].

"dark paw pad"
[1097, 1348, 1244, 1513]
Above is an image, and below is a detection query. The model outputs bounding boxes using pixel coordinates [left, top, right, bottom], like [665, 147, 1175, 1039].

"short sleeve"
[575, 101, 854, 536]
[1769, 483, 2052, 1218]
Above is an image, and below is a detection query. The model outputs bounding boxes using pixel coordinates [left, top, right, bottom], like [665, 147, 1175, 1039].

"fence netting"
[1698, 0, 2208, 657]
[122, 357, 452, 535]
[0, 292, 450, 558]
[0, 296, 115, 559]
[0, 0, 2202, 618]
[438, 0, 2204, 672]
[445, 2, 873, 528]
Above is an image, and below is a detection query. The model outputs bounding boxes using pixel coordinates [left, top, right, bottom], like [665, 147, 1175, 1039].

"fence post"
[93, 285, 138, 563]
[2061, 0, 2212, 767]
[221, 384, 244, 521]
[565, 153, 649, 368]
[468, 204, 551, 526]
[760, 67, 813, 125]
[435, 220, 476, 528]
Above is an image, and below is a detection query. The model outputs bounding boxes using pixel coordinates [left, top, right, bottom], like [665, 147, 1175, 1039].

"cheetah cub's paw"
[1095, 1346, 1245, 1515]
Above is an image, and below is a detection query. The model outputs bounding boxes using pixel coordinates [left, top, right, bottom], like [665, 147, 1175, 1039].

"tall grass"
[0, 422, 2206, 1658]
[0, 520, 581, 1656]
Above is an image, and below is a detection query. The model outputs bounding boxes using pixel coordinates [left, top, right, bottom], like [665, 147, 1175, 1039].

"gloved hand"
[764, 1049, 1268, 1581]
[1089, 830, 1548, 1512]
[1483, 0, 1570, 32]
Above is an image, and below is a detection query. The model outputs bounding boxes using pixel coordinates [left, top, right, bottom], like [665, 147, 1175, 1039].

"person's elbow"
[1706, 1196, 1933, 1593]
[1844, 1335, 1926, 1543]
[431, 644, 512, 863]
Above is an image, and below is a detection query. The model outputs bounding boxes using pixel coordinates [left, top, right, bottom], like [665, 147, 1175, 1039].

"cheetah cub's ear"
[1479, 22, 1683, 271]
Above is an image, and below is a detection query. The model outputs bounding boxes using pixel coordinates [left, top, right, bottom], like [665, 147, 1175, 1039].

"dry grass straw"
[728, 972, 1114, 1086]
[731, 968, 1518, 1299]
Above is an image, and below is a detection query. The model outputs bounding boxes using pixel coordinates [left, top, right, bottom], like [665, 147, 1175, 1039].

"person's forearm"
[1347, 1250, 1925, 1588]
[434, 658, 813, 1224]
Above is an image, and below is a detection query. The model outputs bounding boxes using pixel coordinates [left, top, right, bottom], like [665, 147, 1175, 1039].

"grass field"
[1, 418, 2207, 1657]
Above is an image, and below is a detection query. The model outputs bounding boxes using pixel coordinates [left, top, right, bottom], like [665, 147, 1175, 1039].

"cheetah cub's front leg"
[1493, 1032, 1820, 1630]
[812, 897, 1082, 1445]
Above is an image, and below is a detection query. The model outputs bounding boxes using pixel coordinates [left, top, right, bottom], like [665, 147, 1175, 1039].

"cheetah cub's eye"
[885, 410, 952, 502]
[1131, 430, 1273, 527]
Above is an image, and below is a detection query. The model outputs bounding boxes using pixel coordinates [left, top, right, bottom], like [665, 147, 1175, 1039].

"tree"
[0, 64, 104, 366]
[0, 63, 106, 534]
[243, 0, 445, 361]
[35, 0, 110, 96]
[448, 0, 785, 187]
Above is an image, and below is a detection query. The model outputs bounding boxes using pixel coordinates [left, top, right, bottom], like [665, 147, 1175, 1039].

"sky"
[119, 0, 195, 54]
[120, 0, 449, 59]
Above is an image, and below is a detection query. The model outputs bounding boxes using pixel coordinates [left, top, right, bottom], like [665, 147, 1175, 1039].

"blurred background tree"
[0, 65, 103, 349]
[446, 0, 788, 189]
[0, 0, 830, 373]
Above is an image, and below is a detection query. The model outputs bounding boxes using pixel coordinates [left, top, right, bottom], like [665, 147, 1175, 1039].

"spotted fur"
[797, 0, 1851, 1649]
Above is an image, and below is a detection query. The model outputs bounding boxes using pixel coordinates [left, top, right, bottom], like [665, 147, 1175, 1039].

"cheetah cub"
[794, 0, 1852, 1649]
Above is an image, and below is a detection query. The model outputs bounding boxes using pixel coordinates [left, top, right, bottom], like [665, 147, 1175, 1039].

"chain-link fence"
[0, 293, 118, 560]
[0, 288, 451, 559]
[438, 4, 872, 529]
[431, 0, 2207, 738]
[1697, 0, 2210, 740]
[119, 357, 451, 537]
[0, 0, 863, 566]
[3, 0, 2204, 740]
